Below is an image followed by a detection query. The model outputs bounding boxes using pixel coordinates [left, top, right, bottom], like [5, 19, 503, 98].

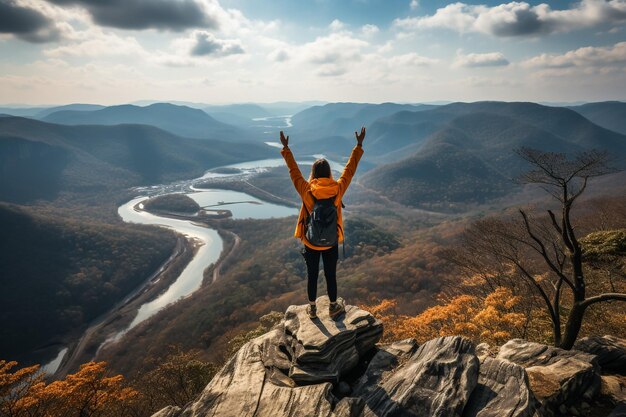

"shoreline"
[53, 202, 242, 377]
[53, 234, 194, 378]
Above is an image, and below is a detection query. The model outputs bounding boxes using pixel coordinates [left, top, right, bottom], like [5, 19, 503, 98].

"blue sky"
[0, 0, 625, 104]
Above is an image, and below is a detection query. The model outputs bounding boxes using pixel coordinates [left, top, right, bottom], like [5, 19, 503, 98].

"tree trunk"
[559, 302, 586, 350]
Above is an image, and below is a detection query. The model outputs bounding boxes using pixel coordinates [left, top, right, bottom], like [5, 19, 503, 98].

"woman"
[280, 127, 366, 320]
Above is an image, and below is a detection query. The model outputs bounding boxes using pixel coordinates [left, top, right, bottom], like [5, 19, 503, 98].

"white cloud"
[388, 52, 438, 67]
[190, 31, 244, 56]
[523, 41, 626, 69]
[44, 30, 146, 57]
[297, 33, 368, 76]
[454, 51, 510, 67]
[268, 48, 290, 62]
[329, 19, 346, 32]
[394, 0, 626, 37]
[361, 24, 380, 37]
[410, 0, 419, 10]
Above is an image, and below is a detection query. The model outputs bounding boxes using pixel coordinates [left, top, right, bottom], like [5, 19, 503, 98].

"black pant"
[302, 244, 338, 303]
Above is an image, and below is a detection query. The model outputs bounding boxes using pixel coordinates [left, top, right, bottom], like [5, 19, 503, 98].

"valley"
[1, 100, 626, 416]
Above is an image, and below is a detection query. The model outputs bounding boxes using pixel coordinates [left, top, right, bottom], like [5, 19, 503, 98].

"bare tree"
[451, 147, 625, 349]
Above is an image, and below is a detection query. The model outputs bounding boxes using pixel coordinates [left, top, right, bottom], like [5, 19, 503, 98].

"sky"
[0, 0, 625, 105]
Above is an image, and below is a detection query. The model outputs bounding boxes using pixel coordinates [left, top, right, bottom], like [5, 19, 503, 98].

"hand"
[355, 126, 366, 146]
[280, 131, 289, 148]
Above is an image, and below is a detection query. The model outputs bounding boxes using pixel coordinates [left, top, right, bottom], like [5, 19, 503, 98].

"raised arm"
[337, 127, 365, 197]
[279, 131, 309, 197]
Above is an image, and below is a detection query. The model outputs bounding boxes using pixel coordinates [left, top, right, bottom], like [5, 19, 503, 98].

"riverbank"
[55, 200, 250, 376]
[54, 235, 196, 377]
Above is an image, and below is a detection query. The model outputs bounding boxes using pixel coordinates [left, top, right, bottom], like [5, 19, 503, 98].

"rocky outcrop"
[463, 356, 540, 417]
[283, 296, 384, 384]
[497, 339, 600, 416]
[575, 336, 626, 375]
[356, 336, 480, 416]
[152, 299, 623, 417]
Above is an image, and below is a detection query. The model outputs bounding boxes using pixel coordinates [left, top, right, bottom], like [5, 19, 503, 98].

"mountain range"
[41, 103, 250, 140]
[0, 116, 273, 203]
[359, 101, 626, 211]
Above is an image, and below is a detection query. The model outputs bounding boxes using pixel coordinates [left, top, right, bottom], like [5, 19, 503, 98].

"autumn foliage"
[363, 287, 527, 346]
[0, 360, 137, 417]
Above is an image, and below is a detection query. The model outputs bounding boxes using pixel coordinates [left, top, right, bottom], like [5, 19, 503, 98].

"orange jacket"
[281, 144, 364, 250]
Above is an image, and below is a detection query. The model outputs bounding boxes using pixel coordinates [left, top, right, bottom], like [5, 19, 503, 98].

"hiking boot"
[306, 304, 317, 319]
[329, 299, 345, 320]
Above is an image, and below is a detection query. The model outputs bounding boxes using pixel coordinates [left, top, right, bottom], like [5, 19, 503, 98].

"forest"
[0, 204, 177, 361]
[143, 194, 201, 214]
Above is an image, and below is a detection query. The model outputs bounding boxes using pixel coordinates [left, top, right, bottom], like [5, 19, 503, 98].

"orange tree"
[363, 287, 526, 346]
[0, 360, 138, 417]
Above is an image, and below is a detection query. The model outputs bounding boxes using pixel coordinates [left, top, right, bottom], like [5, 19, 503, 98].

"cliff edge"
[153, 297, 626, 417]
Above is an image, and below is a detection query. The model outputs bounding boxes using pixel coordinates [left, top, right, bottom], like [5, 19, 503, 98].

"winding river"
[44, 130, 343, 374]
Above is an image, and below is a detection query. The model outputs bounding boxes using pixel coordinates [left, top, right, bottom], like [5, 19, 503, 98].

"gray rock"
[351, 338, 418, 400]
[476, 343, 497, 360]
[462, 356, 540, 417]
[575, 335, 626, 375]
[608, 402, 626, 417]
[151, 299, 383, 417]
[332, 397, 366, 417]
[171, 329, 336, 417]
[497, 339, 601, 415]
[338, 381, 352, 396]
[284, 296, 384, 384]
[151, 406, 182, 417]
[600, 375, 626, 404]
[359, 336, 480, 417]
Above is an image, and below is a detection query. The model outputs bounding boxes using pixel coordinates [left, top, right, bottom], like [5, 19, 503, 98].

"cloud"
[329, 19, 346, 32]
[294, 33, 369, 77]
[394, 0, 626, 37]
[523, 41, 626, 69]
[410, 0, 419, 10]
[46, 0, 219, 31]
[0, 0, 60, 42]
[268, 48, 290, 62]
[454, 51, 509, 67]
[361, 24, 380, 37]
[190, 31, 244, 56]
[388, 52, 438, 67]
[44, 30, 146, 57]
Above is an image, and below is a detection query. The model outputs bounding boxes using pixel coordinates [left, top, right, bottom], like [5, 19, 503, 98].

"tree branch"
[581, 293, 626, 308]
[519, 209, 575, 290]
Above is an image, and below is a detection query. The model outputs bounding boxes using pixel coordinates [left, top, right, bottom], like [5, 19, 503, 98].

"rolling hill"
[289, 102, 435, 141]
[35, 103, 105, 118]
[361, 102, 626, 211]
[41, 103, 249, 140]
[0, 117, 274, 203]
[568, 101, 626, 135]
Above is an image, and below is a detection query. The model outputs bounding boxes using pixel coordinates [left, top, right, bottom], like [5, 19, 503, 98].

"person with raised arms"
[280, 127, 366, 320]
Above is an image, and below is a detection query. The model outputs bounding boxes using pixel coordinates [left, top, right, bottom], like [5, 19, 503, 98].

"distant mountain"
[291, 102, 434, 135]
[35, 103, 105, 118]
[0, 117, 274, 203]
[0, 106, 48, 117]
[361, 102, 626, 212]
[203, 104, 274, 119]
[568, 101, 626, 135]
[260, 101, 326, 116]
[42, 103, 248, 140]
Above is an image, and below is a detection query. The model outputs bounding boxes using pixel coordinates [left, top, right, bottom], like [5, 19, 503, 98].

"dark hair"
[310, 158, 331, 180]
